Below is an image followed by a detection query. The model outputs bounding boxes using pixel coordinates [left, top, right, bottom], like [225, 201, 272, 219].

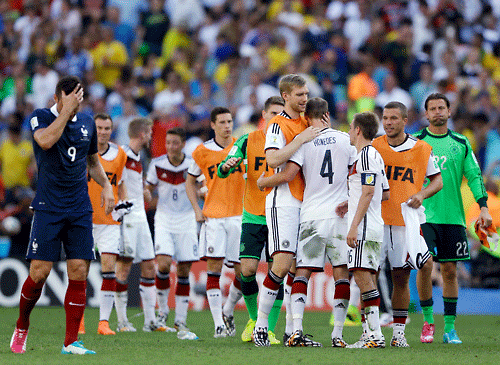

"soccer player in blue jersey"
[10, 76, 115, 355]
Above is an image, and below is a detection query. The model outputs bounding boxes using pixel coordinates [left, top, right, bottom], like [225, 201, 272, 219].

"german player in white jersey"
[257, 97, 357, 347]
[146, 127, 199, 340]
[252, 75, 320, 347]
[113, 117, 167, 333]
[346, 111, 389, 348]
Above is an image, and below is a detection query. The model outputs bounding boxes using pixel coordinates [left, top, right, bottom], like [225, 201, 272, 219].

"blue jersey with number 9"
[29, 105, 97, 212]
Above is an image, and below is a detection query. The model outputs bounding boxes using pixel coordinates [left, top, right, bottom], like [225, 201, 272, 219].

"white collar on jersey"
[50, 104, 78, 122]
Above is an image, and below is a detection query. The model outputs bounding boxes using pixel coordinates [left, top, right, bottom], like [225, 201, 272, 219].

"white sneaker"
[117, 321, 137, 332]
[174, 322, 199, 340]
[391, 334, 410, 348]
[143, 321, 175, 332]
[157, 313, 168, 327]
[347, 333, 385, 349]
[214, 325, 228, 338]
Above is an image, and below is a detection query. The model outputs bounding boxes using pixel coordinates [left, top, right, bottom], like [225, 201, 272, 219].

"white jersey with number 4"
[122, 145, 147, 221]
[146, 154, 195, 232]
[347, 145, 386, 242]
[290, 128, 357, 222]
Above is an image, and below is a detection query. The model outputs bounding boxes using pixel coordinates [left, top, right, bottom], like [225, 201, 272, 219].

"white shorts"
[120, 216, 155, 264]
[381, 225, 431, 270]
[199, 216, 242, 264]
[297, 217, 348, 271]
[266, 206, 300, 256]
[155, 218, 199, 263]
[93, 224, 120, 255]
[347, 238, 382, 272]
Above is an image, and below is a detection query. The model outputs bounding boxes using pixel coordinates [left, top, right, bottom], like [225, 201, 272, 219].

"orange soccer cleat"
[97, 320, 116, 335]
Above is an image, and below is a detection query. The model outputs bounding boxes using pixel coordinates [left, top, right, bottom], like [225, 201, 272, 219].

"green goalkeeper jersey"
[217, 132, 267, 226]
[414, 128, 488, 227]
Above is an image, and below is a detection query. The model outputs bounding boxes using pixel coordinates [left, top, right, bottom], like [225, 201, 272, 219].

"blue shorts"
[26, 210, 95, 262]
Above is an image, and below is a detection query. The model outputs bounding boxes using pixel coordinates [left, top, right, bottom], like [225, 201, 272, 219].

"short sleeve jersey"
[29, 104, 97, 213]
[188, 138, 245, 218]
[146, 154, 195, 230]
[348, 145, 386, 242]
[291, 128, 357, 222]
[122, 145, 147, 220]
[265, 112, 308, 208]
[88, 142, 127, 225]
[414, 128, 488, 227]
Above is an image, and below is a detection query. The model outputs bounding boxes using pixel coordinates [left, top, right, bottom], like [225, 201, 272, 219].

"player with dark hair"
[415, 93, 492, 344]
[10, 75, 115, 355]
[146, 127, 199, 339]
[88, 113, 128, 336]
[372, 101, 442, 347]
[185, 107, 245, 338]
[217, 96, 285, 345]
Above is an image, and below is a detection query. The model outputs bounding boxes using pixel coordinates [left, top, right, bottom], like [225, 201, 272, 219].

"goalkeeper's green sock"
[268, 284, 284, 332]
[241, 274, 259, 321]
[420, 299, 434, 325]
[443, 297, 458, 333]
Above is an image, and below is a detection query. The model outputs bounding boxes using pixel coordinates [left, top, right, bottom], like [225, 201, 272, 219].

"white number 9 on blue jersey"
[67, 146, 77, 162]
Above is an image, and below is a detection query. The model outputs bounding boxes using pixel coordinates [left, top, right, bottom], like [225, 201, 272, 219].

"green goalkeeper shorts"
[239, 223, 271, 262]
[421, 223, 469, 262]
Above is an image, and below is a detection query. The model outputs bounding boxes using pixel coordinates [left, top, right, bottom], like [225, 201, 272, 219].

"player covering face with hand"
[11, 76, 114, 355]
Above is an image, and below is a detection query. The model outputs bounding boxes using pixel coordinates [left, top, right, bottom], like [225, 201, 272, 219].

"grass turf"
[1, 307, 499, 364]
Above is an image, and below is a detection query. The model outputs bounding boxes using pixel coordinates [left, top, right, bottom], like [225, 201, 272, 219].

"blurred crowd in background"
[0, 0, 500, 288]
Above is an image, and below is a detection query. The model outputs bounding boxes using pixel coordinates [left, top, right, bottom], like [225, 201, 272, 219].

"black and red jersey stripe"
[156, 166, 187, 185]
[126, 157, 142, 173]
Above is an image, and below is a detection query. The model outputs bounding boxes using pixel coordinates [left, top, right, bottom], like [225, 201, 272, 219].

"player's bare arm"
[256, 162, 300, 191]
[266, 126, 321, 168]
[185, 173, 205, 222]
[346, 184, 375, 248]
[220, 157, 242, 174]
[382, 190, 390, 201]
[87, 153, 114, 215]
[117, 181, 127, 201]
[33, 84, 84, 150]
[144, 182, 155, 203]
[407, 173, 443, 209]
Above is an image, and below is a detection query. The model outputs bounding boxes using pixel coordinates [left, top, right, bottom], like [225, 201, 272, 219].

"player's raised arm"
[87, 153, 114, 214]
[218, 133, 247, 178]
[33, 84, 84, 150]
[256, 162, 300, 191]
[265, 126, 320, 168]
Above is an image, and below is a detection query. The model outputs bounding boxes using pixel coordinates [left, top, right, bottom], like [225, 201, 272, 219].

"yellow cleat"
[241, 319, 256, 342]
[268, 331, 281, 345]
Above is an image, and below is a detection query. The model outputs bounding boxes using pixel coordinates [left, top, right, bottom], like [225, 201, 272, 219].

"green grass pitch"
[1, 307, 499, 364]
